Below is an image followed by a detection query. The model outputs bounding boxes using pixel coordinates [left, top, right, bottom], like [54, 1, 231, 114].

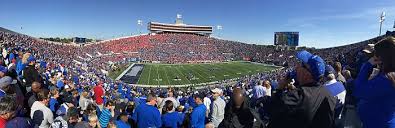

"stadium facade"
[148, 14, 213, 36]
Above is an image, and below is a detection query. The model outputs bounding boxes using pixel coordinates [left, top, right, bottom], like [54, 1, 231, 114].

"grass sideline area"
[109, 64, 130, 80]
[136, 61, 279, 85]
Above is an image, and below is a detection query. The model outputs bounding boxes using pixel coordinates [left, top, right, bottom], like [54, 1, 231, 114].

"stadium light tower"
[137, 19, 143, 34]
[379, 11, 385, 36]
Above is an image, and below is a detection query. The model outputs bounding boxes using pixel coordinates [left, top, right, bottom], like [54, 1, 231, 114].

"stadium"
[1, 1, 395, 128]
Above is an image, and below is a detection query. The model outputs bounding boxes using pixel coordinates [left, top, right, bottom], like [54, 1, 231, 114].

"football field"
[136, 61, 278, 85]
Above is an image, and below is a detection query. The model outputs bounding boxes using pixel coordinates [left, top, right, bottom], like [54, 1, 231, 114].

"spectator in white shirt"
[31, 89, 53, 128]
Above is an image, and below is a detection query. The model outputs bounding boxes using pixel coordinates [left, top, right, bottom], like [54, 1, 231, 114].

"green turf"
[136, 61, 279, 85]
[108, 64, 129, 80]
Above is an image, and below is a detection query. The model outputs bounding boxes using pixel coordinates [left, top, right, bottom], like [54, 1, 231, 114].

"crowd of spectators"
[0, 30, 393, 128]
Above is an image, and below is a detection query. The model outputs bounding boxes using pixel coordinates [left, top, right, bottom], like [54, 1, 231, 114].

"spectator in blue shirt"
[132, 93, 161, 128]
[252, 83, 265, 100]
[116, 113, 131, 128]
[49, 88, 60, 113]
[176, 105, 186, 124]
[191, 92, 206, 128]
[324, 65, 346, 118]
[99, 101, 115, 128]
[161, 100, 182, 128]
[354, 37, 395, 128]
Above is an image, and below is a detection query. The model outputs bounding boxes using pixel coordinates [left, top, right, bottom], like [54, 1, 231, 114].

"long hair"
[374, 37, 395, 86]
[263, 80, 271, 89]
[21, 53, 31, 64]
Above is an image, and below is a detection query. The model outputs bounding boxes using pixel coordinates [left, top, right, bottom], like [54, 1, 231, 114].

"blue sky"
[1, 0, 395, 48]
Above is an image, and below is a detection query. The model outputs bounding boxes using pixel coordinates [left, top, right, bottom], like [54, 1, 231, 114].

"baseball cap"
[56, 106, 67, 115]
[193, 92, 205, 100]
[296, 50, 313, 64]
[211, 88, 222, 94]
[0, 66, 8, 74]
[27, 55, 36, 63]
[362, 44, 375, 54]
[296, 50, 326, 80]
[324, 65, 335, 76]
[0, 76, 12, 88]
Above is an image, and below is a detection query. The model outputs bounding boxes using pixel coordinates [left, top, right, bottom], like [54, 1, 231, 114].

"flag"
[380, 12, 386, 23]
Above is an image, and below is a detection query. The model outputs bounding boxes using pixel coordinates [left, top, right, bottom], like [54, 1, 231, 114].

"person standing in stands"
[94, 83, 104, 111]
[115, 112, 130, 128]
[49, 87, 60, 113]
[324, 65, 346, 126]
[190, 92, 206, 128]
[264, 50, 336, 128]
[252, 81, 265, 100]
[0, 96, 17, 128]
[160, 89, 179, 111]
[27, 81, 42, 108]
[333, 62, 346, 84]
[31, 89, 53, 128]
[22, 55, 42, 87]
[132, 93, 161, 128]
[99, 101, 115, 128]
[209, 88, 225, 128]
[262, 80, 272, 97]
[354, 37, 395, 128]
[251, 81, 265, 107]
[161, 100, 182, 128]
[0, 76, 14, 97]
[219, 88, 263, 128]
[51, 107, 79, 128]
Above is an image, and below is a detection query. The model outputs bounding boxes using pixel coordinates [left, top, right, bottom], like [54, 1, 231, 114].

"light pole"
[379, 12, 386, 36]
[137, 20, 143, 35]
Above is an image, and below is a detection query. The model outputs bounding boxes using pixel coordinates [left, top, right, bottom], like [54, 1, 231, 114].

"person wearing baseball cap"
[209, 88, 225, 128]
[264, 50, 337, 128]
[0, 66, 8, 79]
[323, 65, 346, 121]
[0, 76, 13, 97]
[191, 92, 207, 128]
[22, 54, 42, 87]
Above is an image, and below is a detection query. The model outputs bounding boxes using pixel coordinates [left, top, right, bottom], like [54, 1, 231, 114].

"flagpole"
[379, 12, 386, 36]
[380, 21, 383, 36]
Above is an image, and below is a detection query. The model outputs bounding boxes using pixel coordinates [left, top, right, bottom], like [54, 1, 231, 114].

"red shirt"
[0, 117, 6, 128]
[94, 85, 104, 105]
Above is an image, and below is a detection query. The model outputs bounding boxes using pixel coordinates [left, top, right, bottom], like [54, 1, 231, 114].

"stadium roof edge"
[150, 22, 213, 28]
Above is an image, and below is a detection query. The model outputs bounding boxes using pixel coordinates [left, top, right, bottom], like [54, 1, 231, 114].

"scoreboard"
[274, 32, 299, 46]
[73, 37, 86, 44]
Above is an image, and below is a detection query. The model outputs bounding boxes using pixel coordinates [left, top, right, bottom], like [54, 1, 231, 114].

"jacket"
[210, 98, 226, 127]
[354, 62, 395, 128]
[265, 83, 336, 128]
[219, 96, 264, 128]
[22, 65, 42, 87]
[191, 104, 206, 128]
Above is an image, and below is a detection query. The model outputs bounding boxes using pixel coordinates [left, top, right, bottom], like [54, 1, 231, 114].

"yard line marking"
[163, 66, 171, 85]
[147, 65, 152, 85]
[175, 65, 193, 84]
